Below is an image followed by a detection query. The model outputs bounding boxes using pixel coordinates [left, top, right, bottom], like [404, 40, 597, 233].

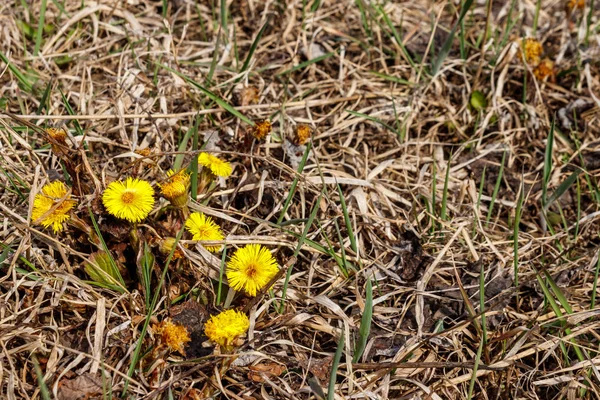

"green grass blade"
[34, 0, 48, 56]
[156, 63, 254, 126]
[485, 150, 506, 226]
[431, 0, 475, 75]
[88, 207, 126, 290]
[479, 262, 487, 342]
[206, 30, 222, 86]
[277, 142, 311, 224]
[327, 332, 345, 400]
[32, 354, 51, 400]
[376, 6, 417, 72]
[369, 71, 412, 86]
[141, 243, 153, 311]
[467, 337, 484, 400]
[592, 250, 600, 309]
[36, 79, 53, 118]
[217, 245, 227, 305]
[280, 192, 323, 311]
[532, 0, 542, 35]
[0, 51, 33, 92]
[239, 18, 270, 78]
[59, 88, 84, 136]
[345, 109, 397, 134]
[440, 154, 451, 221]
[545, 169, 582, 210]
[332, 219, 349, 277]
[542, 118, 555, 208]
[513, 179, 524, 287]
[277, 51, 336, 76]
[352, 278, 372, 362]
[336, 183, 357, 254]
[122, 225, 185, 396]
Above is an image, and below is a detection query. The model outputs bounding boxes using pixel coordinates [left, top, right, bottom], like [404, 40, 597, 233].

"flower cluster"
[30, 140, 281, 355]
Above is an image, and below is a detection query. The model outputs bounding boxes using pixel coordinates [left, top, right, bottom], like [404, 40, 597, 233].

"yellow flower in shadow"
[31, 181, 76, 233]
[159, 169, 190, 207]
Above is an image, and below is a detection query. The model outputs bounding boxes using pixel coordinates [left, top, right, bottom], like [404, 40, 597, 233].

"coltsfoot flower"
[522, 38, 543, 66]
[204, 309, 250, 349]
[533, 58, 555, 81]
[158, 237, 184, 259]
[46, 127, 68, 156]
[251, 119, 272, 140]
[102, 178, 155, 223]
[185, 212, 224, 252]
[226, 244, 279, 297]
[31, 181, 76, 233]
[198, 153, 233, 178]
[159, 169, 190, 207]
[293, 124, 312, 145]
[154, 320, 191, 354]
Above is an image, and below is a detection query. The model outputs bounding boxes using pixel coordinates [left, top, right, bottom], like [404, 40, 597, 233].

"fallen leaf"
[248, 362, 287, 382]
[57, 373, 104, 400]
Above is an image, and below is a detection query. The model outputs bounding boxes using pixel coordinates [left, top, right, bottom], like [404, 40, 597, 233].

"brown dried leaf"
[57, 373, 104, 400]
[248, 362, 287, 382]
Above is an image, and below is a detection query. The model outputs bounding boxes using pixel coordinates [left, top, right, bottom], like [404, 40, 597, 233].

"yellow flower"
[159, 169, 190, 207]
[102, 178, 155, 223]
[251, 119, 271, 140]
[198, 153, 232, 178]
[154, 320, 191, 354]
[46, 127, 67, 143]
[204, 309, 249, 349]
[522, 38, 543, 66]
[46, 127, 68, 156]
[158, 237, 184, 259]
[31, 181, 76, 233]
[567, 0, 585, 11]
[185, 212, 224, 252]
[293, 124, 312, 145]
[227, 244, 278, 297]
[533, 58, 555, 81]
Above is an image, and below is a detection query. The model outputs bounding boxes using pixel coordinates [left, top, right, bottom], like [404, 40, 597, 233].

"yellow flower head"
[135, 148, 152, 157]
[567, 0, 585, 11]
[251, 119, 272, 140]
[102, 177, 155, 223]
[154, 320, 191, 354]
[293, 124, 312, 145]
[198, 153, 232, 178]
[31, 181, 76, 233]
[533, 58, 555, 81]
[46, 127, 67, 143]
[227, 244, 278, 297]
[158, 237, 184, 259]
[185, 212, 224, 252]
[204, 309, 250, 349]
[159, 169, 190, 207]
[522, 38, 543, 66]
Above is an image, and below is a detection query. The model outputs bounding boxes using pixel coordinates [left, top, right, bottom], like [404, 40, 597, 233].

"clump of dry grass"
[1, 0, 600, 399]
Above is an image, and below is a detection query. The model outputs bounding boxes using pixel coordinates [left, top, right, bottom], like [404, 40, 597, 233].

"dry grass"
[1, 0, 600, 398]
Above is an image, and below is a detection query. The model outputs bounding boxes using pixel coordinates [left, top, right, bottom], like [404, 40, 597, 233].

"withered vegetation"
[1, 0, 600, 399]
